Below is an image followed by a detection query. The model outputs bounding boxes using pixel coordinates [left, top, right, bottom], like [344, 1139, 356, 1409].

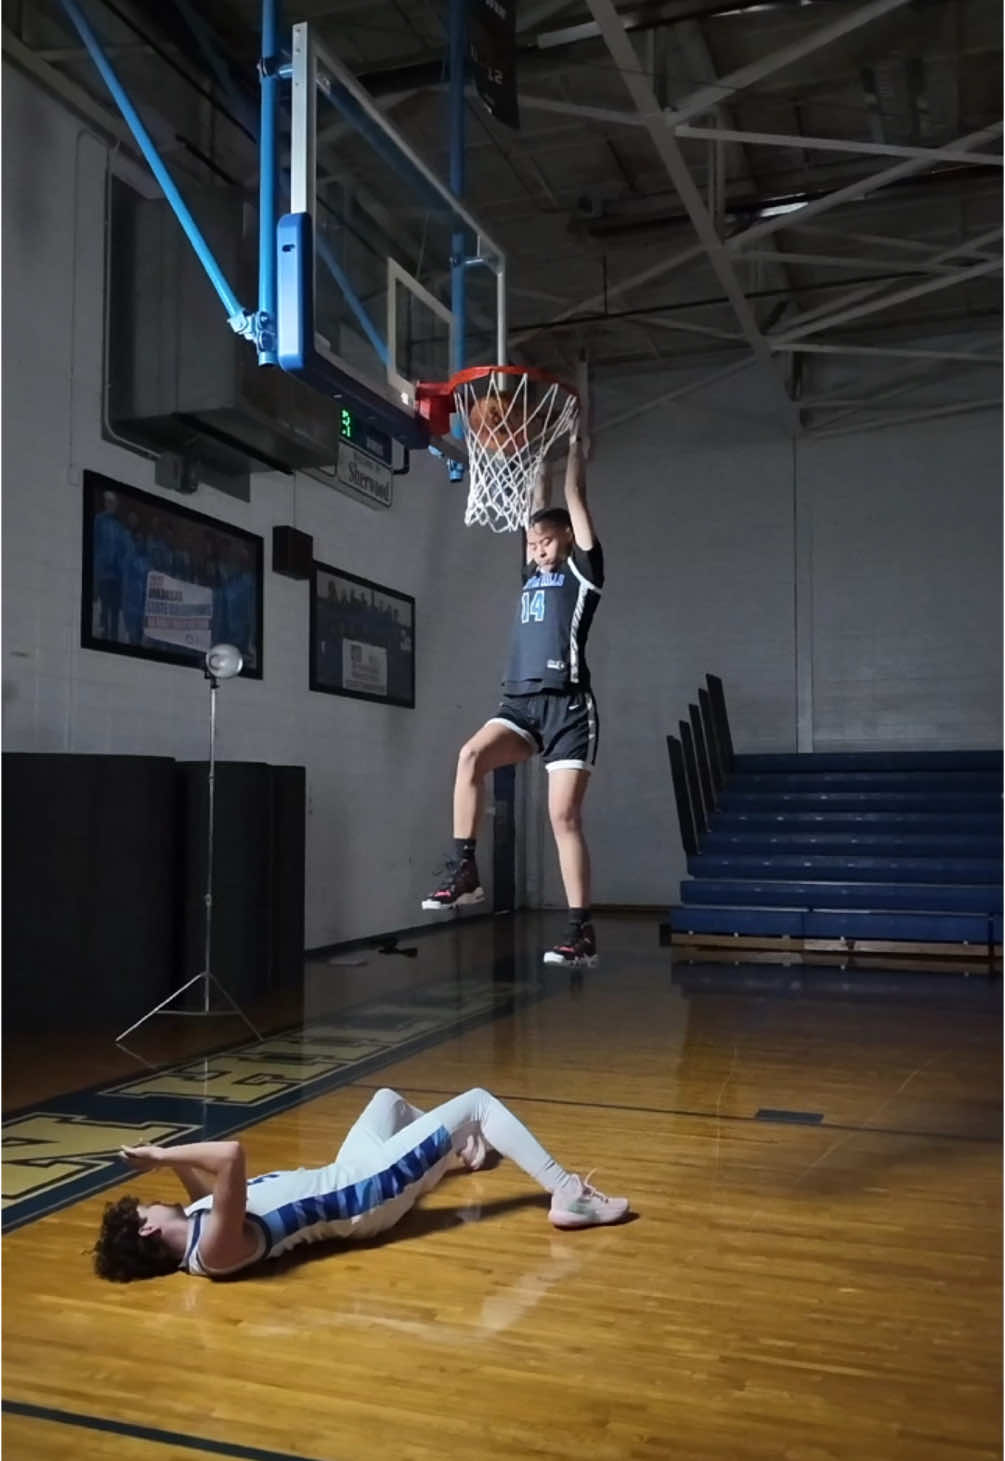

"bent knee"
[456, 740, 482, 774]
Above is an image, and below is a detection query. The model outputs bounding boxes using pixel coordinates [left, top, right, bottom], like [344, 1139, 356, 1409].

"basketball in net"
[468, 393, 528, 455]
[446, 367, 580, 533]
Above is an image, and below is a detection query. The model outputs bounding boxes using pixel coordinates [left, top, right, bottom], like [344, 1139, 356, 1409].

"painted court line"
[2, 1400, 331, 1461]
[354, 1083, 999, 1144]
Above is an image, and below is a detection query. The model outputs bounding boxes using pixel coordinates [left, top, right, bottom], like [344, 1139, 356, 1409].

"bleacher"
[662, 679, 1003, 972]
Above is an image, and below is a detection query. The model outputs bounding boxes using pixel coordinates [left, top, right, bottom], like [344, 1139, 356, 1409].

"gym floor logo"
[2, 971, 547, 1230]
[2, 1113, 197, 1219]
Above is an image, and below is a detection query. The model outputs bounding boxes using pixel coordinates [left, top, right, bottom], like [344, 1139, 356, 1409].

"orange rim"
[418, 364, 580, 400]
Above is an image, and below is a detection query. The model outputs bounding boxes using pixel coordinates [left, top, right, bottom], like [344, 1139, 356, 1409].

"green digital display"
[338, 406, 392, 467]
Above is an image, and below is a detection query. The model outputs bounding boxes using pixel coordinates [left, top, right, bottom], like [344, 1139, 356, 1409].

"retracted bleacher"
[663, 679, 1003, 973]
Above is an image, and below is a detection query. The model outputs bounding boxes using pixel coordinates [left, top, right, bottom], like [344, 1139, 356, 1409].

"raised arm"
[122, 1140, 257, 1270]
[170, 1159, 224, 1202]
[563, 431, 595, 550]
[526, 459, 549, 562]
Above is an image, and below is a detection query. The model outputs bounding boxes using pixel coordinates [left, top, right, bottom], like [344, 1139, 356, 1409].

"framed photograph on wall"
[311, 562, 415, 708]
[81, 470, 264, 678]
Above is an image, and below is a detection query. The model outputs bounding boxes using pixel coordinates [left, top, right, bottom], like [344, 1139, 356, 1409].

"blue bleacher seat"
[668, 749, 1003, 952]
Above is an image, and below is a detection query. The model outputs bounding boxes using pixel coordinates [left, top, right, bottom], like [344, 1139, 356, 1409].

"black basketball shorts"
[489, 689, 599, 772]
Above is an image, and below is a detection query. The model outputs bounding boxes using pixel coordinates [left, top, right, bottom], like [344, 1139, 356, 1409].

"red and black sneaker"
[421, 857, 485, 911]
[543, 923, 599, 969]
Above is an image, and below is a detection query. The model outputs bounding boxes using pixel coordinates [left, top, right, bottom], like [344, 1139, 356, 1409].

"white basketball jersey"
[180, 1124, 452, 1277]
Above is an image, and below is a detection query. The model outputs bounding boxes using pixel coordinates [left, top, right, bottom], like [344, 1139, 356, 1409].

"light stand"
[116, 644, 262, 1048]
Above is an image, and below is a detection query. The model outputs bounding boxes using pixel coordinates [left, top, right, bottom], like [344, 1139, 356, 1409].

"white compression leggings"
[335, 1086, 572, 1195]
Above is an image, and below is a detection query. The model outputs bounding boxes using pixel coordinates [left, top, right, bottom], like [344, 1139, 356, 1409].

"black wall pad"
[3, 754, 307, 1032]
[699, 687, 725, 793]
[2, 754, 179, 1030]
[679, 720, 707, 837]
[268, 765, 307, 990]
[666, 737, 698, 857]
[689, 703, 716, 813]
[177, 762, 306, 1006]
[706, 674, 734, 772]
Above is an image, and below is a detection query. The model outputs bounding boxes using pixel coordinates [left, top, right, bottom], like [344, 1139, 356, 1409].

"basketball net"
[453, 369, 580, 533]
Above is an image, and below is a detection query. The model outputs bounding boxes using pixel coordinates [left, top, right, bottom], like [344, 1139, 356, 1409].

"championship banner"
[143, 572, 214, 652]
[468, 0, 519, 129]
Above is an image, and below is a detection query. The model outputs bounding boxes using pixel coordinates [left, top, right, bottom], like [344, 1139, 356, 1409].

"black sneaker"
[421, 857, 485, 911]
[543, 923, 599, 969]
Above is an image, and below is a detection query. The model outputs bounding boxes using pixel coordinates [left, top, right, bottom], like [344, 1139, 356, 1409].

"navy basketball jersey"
[502, 542, 604, 694]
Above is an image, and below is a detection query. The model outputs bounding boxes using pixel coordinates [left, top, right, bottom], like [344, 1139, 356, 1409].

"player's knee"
[550, 803, 582, 836]
[464, 1085, 492, 1109]
[456, 739, 481, 777]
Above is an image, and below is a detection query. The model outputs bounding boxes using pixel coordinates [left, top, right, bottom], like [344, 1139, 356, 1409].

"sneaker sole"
[549, 1207, 627, 1230]
[542, 951, 599, 968]
[421, 888, 486, 911]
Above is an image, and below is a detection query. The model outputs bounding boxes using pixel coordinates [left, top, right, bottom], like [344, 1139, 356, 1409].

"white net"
[453, 369, 579, 533]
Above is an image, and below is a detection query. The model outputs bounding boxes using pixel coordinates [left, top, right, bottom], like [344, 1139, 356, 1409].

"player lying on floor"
[94, 1085, 630, 1281]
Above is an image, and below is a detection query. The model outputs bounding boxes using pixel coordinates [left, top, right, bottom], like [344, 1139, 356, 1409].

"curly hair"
[93, 1195, 179, 1282]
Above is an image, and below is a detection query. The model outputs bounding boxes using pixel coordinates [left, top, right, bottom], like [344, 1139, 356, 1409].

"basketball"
[469, 393, 527, 455]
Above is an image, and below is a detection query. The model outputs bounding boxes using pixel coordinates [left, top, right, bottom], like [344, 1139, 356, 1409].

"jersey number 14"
[521, 589, 546, 624]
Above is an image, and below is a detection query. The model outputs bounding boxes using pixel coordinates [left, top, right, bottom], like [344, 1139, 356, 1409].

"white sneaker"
[549, 1172, 629, 1229]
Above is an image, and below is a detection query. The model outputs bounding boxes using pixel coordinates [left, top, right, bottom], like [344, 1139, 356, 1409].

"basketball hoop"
[417, 366, 580, 533]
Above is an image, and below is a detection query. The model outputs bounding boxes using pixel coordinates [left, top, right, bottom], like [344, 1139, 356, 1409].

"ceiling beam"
[584, 0, 797, 428]
[777, 258, 1002, 342]
[665, 0, 915, 125]
[638, 315, 746, 341]
[805, 397, 994, 410]
[742, 250, 958, 273]
[798, 343, 1001, 430]
[517, 93, 647, 127]
[806, 396, 1002, 439]
[594, 357, 756, 434]
[791, 224, 1004, 263]
[518, 0, 578, 31]
[773, 342, 1003, 363]
[729, 123, 1004, 249]
[774, 227, 1005, 333]
[510, 240, 707, 348]
[397, 89, 1005, 182]
[674, 124, 1004, 170]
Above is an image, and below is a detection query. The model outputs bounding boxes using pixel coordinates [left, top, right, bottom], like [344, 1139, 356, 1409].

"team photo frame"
[81, 471, 264, 678]
[310, 562, 415, 708]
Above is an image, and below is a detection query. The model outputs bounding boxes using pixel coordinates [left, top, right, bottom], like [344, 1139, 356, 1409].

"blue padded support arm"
[58, 0, 253, 338]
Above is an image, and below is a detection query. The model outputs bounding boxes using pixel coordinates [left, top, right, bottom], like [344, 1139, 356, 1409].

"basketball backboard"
[277, 22, 507, 453]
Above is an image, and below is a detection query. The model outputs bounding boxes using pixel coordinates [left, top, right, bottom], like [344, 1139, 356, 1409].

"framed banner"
[81, 471, 263, 678]
[310, 562, 415, 708]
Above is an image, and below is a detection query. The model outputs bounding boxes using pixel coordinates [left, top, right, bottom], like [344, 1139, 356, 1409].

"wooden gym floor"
[3, 914, 1002, 1461]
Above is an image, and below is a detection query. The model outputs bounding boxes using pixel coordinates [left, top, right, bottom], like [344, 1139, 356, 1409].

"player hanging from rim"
[422, 425, 603, 969]
[93, 1086, 629, 1282]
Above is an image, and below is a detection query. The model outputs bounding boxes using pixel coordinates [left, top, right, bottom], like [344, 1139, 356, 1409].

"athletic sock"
[568, 907, 591, 932]
[454, 837, 477, 863]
